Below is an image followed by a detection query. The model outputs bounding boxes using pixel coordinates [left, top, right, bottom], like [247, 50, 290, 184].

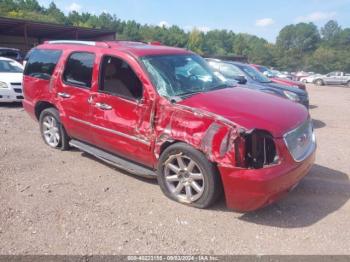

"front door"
[56, 51, 96, 143]
[90, 54, 154, 167]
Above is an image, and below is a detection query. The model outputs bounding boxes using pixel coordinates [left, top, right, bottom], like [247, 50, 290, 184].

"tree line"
[1, 0, 350, 73]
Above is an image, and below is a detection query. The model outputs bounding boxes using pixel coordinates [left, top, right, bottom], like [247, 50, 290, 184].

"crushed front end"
[217, 119, 316, 211]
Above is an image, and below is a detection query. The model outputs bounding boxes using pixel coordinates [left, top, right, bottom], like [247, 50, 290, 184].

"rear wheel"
[315, 79, 324, 86]
[157, 143, 222, 208]
[39, 108, 69, 150]
[347, 81, 350, 88]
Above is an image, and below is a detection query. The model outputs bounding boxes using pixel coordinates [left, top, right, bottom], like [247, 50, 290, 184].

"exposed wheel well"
[35, 101, 56, 120]
[159, 140, 179, 157]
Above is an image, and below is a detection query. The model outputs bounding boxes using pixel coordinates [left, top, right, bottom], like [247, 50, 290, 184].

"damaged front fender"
[153, 102, 278, 170]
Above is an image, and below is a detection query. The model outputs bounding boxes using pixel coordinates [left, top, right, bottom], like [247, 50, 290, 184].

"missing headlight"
[244, 130, 277, 169]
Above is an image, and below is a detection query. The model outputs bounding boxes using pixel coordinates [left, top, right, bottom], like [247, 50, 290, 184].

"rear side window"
[24, 49, 62, 80]
[63, 52, 95, 89]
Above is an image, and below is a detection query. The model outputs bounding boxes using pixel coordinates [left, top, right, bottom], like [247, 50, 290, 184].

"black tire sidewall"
[157, 143, 221, 209]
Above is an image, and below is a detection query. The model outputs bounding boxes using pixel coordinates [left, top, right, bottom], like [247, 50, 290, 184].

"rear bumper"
[218, 149, 316, 212]
[22, 99, 37, 120]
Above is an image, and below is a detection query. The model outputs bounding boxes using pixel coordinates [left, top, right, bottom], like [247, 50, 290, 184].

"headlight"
[0, 81, 8, 88]
[283, 90, 300, 102]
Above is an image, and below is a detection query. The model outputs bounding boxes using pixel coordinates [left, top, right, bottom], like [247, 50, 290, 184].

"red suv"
[23, 41, 316, 211]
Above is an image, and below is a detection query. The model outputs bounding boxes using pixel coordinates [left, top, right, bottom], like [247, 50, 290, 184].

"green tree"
[187, 29, 204, 54]
[321, 20, 342, 42]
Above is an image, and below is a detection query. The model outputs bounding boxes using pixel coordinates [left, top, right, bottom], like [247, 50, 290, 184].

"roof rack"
[44, 40, 110, 48]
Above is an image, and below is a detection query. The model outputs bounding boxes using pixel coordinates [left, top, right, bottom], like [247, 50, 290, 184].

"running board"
[69, 139, 157, 179]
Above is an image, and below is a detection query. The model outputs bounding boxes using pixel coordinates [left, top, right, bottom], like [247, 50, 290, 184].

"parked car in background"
[207, 59, 309, 108]
[0, 47, 23, 63]
[300, 74, 323, 84]
[23, 40, 316, 212]
[313, 71, 350, 87]
[251, 64, 306, 90]
[0, 57, 24, 102]
[271, 70, 293, 80]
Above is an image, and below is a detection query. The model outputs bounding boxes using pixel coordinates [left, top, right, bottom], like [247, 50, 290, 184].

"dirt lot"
[0, 84, 349, 255]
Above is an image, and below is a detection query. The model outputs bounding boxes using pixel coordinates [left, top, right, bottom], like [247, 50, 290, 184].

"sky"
[38, 0, 350, 42]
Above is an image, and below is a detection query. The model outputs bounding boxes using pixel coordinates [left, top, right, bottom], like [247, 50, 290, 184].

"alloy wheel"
[164, 153, 205, 203]
[42, 115, 60, 147]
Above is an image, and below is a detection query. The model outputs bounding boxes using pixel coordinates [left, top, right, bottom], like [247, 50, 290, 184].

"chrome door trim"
[69, 116, 150, 146]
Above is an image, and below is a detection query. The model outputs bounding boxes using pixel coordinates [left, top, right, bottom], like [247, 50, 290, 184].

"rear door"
[55, 51, 96, 143]
[89, 53, 154, 166]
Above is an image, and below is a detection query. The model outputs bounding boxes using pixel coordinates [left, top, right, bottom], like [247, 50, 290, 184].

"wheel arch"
[34, 101, 57, 120]
[314, 78, 324, 85]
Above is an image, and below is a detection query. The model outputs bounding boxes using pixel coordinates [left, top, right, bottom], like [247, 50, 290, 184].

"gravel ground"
[0, 84, 349, 255]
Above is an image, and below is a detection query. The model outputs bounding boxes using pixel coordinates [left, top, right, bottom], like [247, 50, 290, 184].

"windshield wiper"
[177, 90, 205, 98]
[208, 83, 230, 90]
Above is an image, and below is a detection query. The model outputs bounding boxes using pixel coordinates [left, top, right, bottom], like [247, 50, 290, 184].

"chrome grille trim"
[283, 119, 316, 162]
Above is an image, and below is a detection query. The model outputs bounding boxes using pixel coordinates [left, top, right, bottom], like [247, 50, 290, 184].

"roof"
[38, 40, 191, 57]
[0, 56, 17, 61]
[0, 47, 20, 51]
[0, 16, 116, 40]
[106, 41, 191, 57]
[206, 58, 246, 66]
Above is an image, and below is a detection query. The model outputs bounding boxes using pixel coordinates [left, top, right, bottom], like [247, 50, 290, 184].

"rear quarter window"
[24, 49, 62, 80]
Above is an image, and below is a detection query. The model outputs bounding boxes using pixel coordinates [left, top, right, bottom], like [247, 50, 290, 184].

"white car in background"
[0, 57, 24, 102]
[300, 74, 323, 83]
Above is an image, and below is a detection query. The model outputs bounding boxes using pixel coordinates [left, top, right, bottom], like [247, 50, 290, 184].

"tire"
[347, 81, 350, 88]
[315, 79, 324, 86]
[157, 142, 222, 209]
[39, 108, 70, 150]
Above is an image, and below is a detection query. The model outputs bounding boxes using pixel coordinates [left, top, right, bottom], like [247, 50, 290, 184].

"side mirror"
[235, 75, 247, 84]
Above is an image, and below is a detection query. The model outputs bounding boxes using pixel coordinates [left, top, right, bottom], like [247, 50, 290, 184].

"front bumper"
[218, 139, 316, 212]
[0, 87, 23, 102]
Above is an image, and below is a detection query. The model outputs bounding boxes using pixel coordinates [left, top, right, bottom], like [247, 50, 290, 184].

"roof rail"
[44, 40, 110, 48]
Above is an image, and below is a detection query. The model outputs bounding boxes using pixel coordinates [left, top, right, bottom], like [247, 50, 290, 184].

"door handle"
[57, 92, 71, 98]
[95, 102, 112, 110]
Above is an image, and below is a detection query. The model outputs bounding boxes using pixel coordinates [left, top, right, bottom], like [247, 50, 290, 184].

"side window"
[63, 52, 95, 89]
[220, 64, 241, 78]
[24, 49, 62, 80]
[99, 56, 143, 100]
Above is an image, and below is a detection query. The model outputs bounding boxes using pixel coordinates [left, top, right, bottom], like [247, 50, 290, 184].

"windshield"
[140, 54, 227, 99]
[0, 60, 23, 73]
[237, 64, 271, 83]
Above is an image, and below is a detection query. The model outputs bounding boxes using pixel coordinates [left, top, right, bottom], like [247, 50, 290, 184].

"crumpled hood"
[178, 87, 308, 137]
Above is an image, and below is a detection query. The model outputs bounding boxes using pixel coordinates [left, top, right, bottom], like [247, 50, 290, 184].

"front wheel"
[39, 108, 69, 150]
[157, 143, 222, 208]
[315, 79, 324, 86]
[347, 81, 350, 88]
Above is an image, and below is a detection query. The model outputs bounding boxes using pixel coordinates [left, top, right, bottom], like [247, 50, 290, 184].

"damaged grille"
[244, 130, 277, 169]
[284, 119, 316, 162]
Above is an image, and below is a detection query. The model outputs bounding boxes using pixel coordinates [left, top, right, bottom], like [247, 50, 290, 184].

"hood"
[238, 76, 306, 96]
[265, 82, 307, 95]
[178, 87, 308, 137]
[0, 72, 23, 84]
[272, 77, 305, 89]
